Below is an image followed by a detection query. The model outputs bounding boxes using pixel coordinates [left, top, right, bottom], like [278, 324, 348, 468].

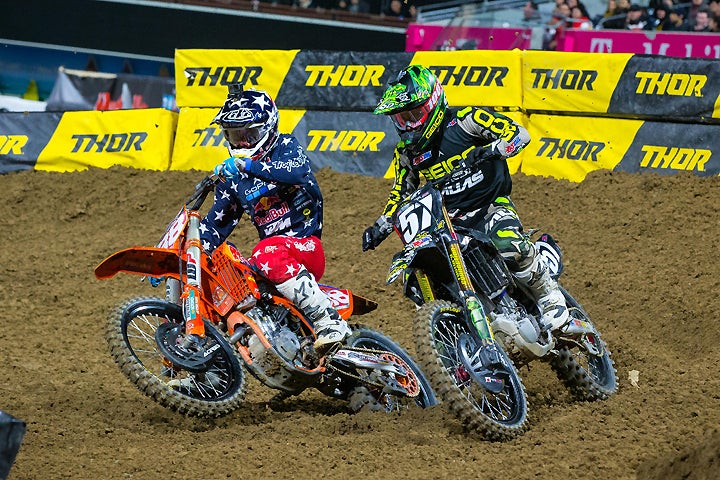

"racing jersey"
[381, 107, 530, 217]
[200, 134, 323, 253]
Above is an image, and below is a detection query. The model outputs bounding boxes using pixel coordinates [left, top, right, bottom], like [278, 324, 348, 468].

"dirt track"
[0, 166, 718, 480]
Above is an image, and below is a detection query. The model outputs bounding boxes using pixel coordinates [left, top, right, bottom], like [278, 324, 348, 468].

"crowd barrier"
[1, 49, 719, 181]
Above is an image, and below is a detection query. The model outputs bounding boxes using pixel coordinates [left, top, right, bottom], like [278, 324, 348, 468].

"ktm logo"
[0, 135, 28, 155]
[640, 145, 711, 171]
[306, 130, 384, 151]
[428, 66, 508, 87]
[537, 137, 605, 160]
[71, 133, 147, 153]
[635, 72, 705, 97]
[184, 66, 262, 87]
[530, 69, 597, 90]
[305, 65, 384, 87]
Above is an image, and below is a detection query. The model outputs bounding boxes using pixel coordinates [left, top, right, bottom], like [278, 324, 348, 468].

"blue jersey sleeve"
[200, 181, 243, 253]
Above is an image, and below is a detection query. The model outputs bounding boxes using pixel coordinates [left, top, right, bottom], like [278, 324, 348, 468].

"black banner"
[275, 51, 414, 111]
[609, 56, 720, 123]
[616, 121, 720, 176]
[0, 112, 61, 173]
[292, 110, 397, 177]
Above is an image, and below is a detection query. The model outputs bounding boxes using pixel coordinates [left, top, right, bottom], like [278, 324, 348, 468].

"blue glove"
[213, 158, 249, 178]
[149, 276, 164, 287]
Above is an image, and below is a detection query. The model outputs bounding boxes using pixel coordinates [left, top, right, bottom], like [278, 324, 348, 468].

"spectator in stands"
[649, 4, 671, 28]
[523, 1, 542, 21]
[600, 0, 631, 28]
[685, 0, 707, 22]
[684, 5, 712, 29]
[708, 0, 720, 17]
[710, 11, 720, 30]
[295, 0, 318, 8]
[542, 3, 570, 49]
[662, 7, 687, 29]
[568, 5, 593, 28]
[383, 0, 416, 19]
[336, 0, 370, 13]
[567, 0, 591, 19]
[625, 3, 652, 29]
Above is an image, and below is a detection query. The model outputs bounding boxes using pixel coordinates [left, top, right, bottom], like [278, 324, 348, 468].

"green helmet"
[374, 65, 447, 155]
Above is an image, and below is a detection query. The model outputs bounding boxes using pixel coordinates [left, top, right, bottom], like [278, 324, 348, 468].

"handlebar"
[186, 174, 222, 210]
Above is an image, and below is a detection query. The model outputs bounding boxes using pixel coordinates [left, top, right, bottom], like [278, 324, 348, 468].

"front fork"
[181, 211, 207, 338]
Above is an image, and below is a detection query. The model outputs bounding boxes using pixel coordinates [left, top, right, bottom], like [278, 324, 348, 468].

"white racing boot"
[513, 255, 570, 332]
[276, 266, 352, 355]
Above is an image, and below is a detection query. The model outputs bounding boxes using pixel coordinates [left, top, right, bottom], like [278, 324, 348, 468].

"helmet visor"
[223, 126, 264, 148]
[390, 103, 432, 131]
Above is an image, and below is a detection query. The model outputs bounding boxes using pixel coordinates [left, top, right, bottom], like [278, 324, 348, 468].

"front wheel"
[106, 296, 247, 417]
[344, 326, 438, 412]
[550, 287, 617, 401]
[413, 300, 528, 441]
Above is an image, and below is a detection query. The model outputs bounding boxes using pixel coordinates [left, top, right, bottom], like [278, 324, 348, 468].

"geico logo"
[71, 133, 147, 153]
[635, 72, 705, 97]
[537, 137, 605, 160]
[305, 130, 384, 151]
[184, 66, 262, 87]
[419, 157, 463, 180]
[305, 65, 383, 87]
[530, 69, 597, 90]
[640, 145, 711, 171]
[193, 127, 226, 147]
[428, 66, 508, 87]
[0, 135, 28, 155]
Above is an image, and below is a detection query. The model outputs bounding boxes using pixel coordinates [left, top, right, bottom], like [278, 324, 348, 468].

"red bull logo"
[253, 196, 290, 226]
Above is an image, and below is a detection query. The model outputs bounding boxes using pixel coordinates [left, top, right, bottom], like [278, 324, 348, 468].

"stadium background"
[1, 1, 719, 479]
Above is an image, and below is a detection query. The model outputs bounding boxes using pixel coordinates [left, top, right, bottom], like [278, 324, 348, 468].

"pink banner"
[406, 23, 532, 52]
[557, 29, 720, 59]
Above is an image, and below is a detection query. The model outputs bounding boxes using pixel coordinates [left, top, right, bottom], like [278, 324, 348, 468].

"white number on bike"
[157, 208, 188, 249]
[397, 194, 434, 244]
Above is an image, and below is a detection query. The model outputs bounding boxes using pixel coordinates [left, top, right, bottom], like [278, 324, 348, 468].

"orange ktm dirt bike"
[95, 175, 437, 417]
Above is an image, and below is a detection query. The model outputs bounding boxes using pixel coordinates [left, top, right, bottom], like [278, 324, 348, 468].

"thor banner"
[35, 109, 177, 172]
[523, 114, 720, 182]
[0, 112, 62, 173]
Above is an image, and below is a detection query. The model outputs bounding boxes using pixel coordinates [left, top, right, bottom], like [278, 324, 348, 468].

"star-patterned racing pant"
[249, 235, 326, 284]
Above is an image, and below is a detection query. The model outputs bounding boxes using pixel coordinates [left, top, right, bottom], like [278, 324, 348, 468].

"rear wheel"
[551, 288, 617, 401]
[106, 296, 246, 417]
[414, 300, 528, 441]
[345, 326, 438, 412]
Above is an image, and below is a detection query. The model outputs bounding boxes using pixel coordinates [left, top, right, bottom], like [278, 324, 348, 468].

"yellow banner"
[410, 50, 523, 109]
[174, 49, 300, 108]
[169, 107, 306, 171]
[522, 114, 640, 182]
[522, 51, 632, 114]
[35, 109, 176, 172]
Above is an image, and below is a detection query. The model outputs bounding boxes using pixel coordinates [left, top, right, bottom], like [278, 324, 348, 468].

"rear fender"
[319, 285, 377, 318]
[94, 247, 182, 280]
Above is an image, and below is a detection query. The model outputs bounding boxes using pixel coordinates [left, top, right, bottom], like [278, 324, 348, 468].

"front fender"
[94, 247, 182, 280]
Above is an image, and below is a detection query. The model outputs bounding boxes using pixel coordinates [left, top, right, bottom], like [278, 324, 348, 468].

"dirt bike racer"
[202, 84, 351, 354]
[361, 65, 569, 332]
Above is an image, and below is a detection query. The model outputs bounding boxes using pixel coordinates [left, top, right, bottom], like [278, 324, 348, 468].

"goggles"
[223, 126, 264, 148]
[391, 102, 433, 132]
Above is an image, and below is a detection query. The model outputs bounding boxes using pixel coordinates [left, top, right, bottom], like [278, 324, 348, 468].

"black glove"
[362, 216, 392, 251]
[464, 144, 504, 169]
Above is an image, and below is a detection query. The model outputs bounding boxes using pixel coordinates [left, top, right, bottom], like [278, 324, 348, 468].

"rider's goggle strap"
[223, 126, 263, 148]
[391, 102, 433, 132]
